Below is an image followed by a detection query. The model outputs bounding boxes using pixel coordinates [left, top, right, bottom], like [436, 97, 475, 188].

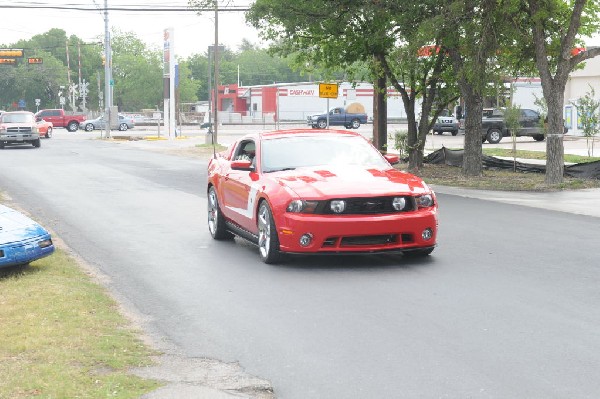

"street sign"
[319, 83, 339, 99]
[35, 99, 41, 106]
[0, 49, 24, 58]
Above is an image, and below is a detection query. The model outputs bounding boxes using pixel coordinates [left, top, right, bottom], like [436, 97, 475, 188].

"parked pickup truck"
[35, 109, 86, 132]
[307, 107, 368, 129]
[481, 108, 546, 144]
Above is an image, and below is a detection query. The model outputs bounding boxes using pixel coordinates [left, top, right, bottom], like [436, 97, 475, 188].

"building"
[213, 82, 408, 124]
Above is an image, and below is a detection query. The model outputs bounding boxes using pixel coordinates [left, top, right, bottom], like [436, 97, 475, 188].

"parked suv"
[0, 111, 41, 149]
[481, 108, 545, 144]
[433, 111, 460, 136]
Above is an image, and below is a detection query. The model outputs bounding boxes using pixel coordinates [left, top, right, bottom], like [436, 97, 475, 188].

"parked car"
[207, 129, 438, 263]
[0, 204, 55, 268]
[80, 114, 135, 132]
[37, 119, 53, 138]
[0, 111, 41, 149]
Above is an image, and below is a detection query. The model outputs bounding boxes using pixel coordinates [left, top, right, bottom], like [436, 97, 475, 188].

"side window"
[51, 110, 61, 117]
[234, 140, 256, 163]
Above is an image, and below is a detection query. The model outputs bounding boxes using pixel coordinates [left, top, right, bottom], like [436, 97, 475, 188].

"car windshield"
[261, 135, 389, 173]
[2, 113, 34, 123]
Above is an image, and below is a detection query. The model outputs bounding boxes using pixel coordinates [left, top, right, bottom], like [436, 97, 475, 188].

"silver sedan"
[80, 114, 135, 132]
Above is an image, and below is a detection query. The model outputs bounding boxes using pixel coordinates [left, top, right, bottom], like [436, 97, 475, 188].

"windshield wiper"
[264, 167, 296, 173]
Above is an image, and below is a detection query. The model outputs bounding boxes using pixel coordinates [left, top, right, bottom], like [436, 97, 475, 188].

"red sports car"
[207, 129, 438, 263]
[37, 119, 53, 138]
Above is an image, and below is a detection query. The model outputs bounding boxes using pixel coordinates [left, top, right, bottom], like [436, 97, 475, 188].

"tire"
[434, 130, 440, 135]
[119, 123, 128, 131]
[486, 128, 503, 144]
[0, 141, 4, 149]
[67, 121, 79, 132]
[404, 247, 435, 257]
[317, 119, 327, 129]
[451, 130, 458, 136]
[533, 134, 545, 141]
[257, 201, 282, 264]
[207, 186, 233, 240]
[345, 123, 352, 129]
[46, 127, 53, 138]
[32, 139, 41, 148]
[351, 119, 361, 129]
[85, 123, 94, 132]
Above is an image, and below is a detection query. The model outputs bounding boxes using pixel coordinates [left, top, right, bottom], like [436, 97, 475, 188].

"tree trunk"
[462, 89, 483, 176]
[372, 55, 387, 152]
[544, 87, 565, 184]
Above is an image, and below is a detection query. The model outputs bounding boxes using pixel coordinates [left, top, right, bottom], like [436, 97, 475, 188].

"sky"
[0, 0, 263, 58]
[2, 1, 600, 59]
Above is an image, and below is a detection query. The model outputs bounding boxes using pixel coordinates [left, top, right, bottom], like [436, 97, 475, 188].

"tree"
[110, 30, 163, 111]
[524, 0, 600, 184]
[245, 0, 398, 151]
[575, 85, 600, 157]
[503, 103, 522, 170]
[439, 0, 511, 177]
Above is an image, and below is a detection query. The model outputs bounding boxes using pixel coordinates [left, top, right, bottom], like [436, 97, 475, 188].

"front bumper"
[0, 133, 40, 142]
[276, 209, 438, 254]
[0, 235, 55, 268]
[433, 123, 459, 132]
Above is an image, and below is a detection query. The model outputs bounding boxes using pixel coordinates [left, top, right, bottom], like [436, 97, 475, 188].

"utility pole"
[103, 0, 112, 139]
[213, 0, 219, 144]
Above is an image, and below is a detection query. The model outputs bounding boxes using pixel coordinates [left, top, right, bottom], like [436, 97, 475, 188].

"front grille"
[321, 196, 415, 215]
[341, 234, 398, 246]
[7, 126, 33, 133]
[323, 233, 414, 248]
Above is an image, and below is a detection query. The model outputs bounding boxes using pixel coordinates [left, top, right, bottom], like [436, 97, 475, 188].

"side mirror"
[384, 154, 400, 165]
[231, 159, 254, 171]
[35, 117, 41, 122]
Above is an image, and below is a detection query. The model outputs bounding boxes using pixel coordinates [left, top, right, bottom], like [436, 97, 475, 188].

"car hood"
[0, 205, 49, 244]
[269, 165, 430, 198]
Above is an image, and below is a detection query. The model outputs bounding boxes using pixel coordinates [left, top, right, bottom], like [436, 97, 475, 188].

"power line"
[0, 4, 249, 11]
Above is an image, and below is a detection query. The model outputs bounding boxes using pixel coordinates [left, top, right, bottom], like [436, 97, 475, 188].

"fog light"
[299, 233, 313, 247]
[330, 200, 346, 213]
[392, 197, 406, 211]
[38, 239, 53, 248]
[422, 228, 433, 241]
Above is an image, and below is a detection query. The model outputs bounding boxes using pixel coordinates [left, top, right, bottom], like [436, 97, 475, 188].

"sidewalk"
[433, 185, 600, 218]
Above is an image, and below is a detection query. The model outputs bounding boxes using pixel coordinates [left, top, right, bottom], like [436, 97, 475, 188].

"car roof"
[4, 111, 33, 114]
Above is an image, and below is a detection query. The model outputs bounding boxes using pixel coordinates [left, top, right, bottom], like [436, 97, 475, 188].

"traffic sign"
[0, 58, 17, 65]
[319, 83, 339, 99]
[28, 57, 43, 64]
[0, 49, 24, 58]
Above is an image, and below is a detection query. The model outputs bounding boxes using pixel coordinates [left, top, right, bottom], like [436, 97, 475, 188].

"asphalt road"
[1, 132, 600, 398]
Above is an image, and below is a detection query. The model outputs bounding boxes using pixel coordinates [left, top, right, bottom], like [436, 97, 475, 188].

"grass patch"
[482, 148, 600, 164]
[0, 249, 161, 398]
[403, 163, 600, 191]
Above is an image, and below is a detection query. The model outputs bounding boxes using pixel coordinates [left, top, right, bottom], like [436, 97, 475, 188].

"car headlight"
[392, 197, 407, 211]
[330, 200, 346, 213]
[286, 200, 319, 213]
[416, 194, 434, 208]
